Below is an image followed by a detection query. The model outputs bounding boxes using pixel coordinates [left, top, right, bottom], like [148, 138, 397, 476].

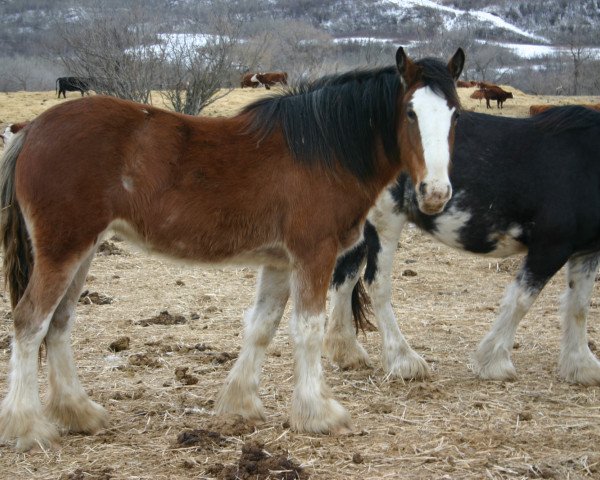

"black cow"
[56, 77, 93, 98]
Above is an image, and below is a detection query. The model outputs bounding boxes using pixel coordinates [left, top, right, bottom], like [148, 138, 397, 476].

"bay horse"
[0, 46, 464, 451]
[326, 106, 600, 386]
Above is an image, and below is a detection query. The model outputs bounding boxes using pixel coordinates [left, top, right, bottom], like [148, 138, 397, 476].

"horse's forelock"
[415, 58, 462, 109]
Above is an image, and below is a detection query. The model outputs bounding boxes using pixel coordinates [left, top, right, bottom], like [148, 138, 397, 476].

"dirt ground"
[0, 83, 599, 479]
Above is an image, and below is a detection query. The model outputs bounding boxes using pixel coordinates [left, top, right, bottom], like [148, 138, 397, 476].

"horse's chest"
[429, 207, 471, 249]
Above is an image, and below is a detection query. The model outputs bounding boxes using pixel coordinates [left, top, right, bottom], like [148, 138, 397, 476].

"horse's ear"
[448, 48, 465, 82]
[396, 47, 417, 87]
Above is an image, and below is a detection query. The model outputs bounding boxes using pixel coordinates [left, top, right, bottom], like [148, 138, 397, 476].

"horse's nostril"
[418, 182, 427, 196]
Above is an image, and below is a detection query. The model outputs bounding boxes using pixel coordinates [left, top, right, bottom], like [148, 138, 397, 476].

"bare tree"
[467, 45, 505, 82]
[567, 41, 593, 95]
[557, 22, 595, 95]
[359, 38, 391, 66]
[56, 7, 164, 104]
[2, 56, 33, 91]
[0, 56, 62, 92]
[157, 34, 237, 115]
[159, 3, 243, 116]
[270, 19, 335, 79]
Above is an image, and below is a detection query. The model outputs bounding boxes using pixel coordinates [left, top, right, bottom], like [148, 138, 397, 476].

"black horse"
[326, 106, 600, 386]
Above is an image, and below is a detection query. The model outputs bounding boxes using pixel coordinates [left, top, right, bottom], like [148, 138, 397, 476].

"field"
[0, 83, 599, 479]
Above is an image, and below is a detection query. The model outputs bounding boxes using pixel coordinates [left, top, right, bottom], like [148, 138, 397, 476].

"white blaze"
[411, 86, 454, 196]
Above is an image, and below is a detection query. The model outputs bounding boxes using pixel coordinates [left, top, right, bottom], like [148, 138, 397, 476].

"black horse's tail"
[0, 129, 32, 308]
[351, 278, 375, 333]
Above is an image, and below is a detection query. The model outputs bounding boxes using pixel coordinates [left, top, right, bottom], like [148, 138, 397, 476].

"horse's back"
[13, 96, 278, 260]
[454, 110, 600, 184]
[17, 97, 177, 210]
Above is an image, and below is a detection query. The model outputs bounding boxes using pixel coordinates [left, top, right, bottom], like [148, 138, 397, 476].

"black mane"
[532, 105, 600, 134]
[241, 58, 458, 181]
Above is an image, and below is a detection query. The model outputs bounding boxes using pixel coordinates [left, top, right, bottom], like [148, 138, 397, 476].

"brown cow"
[240, 73, 260, 88]
[469, 89, 485, 100]
[529, 104, 553, 116]
[483, 86, 513, 109]
[472, 83, 513, 109]
[457, 80, 478, 88]
[529, 103, 600, 116]
[476, 81, 496, 89]
[255, 71, 288, 90]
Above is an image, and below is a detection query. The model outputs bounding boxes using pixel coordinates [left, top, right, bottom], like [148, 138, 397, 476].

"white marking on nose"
[411, 86, 454, 193]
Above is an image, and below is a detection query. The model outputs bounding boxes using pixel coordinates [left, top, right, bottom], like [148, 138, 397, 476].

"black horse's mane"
[531, 105, 600, 134]
[241, 58, 459, 180]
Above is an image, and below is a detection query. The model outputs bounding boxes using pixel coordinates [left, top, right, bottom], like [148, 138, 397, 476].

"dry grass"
[0, 85, 599, 479]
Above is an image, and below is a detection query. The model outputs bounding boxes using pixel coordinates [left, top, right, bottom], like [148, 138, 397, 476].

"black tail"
[351, 278, 375, 334]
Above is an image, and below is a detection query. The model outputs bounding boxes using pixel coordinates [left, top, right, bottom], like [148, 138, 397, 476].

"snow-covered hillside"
[387, 0, 549, 42]
[2, 0, 599, 57]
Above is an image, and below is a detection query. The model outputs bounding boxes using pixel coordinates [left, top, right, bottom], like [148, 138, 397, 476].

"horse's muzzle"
[416, 182, 452, 215]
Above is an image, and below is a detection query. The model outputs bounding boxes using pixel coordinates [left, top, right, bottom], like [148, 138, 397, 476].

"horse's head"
[396, 47, 464, 215]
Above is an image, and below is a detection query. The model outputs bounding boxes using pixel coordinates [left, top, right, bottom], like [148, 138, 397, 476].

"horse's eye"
[407, 110, 417, 122]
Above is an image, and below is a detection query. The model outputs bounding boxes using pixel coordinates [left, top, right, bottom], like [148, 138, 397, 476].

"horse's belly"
[482, 226, 528, 258]
[109, 219, 291, 269]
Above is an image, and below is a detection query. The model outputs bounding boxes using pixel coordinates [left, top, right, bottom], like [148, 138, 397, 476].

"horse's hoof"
[290, 396, 351, 434]
[385, 349, 431, 380]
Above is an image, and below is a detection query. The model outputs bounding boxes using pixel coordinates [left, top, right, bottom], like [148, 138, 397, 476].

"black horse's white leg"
[325, 241, 371, 369]
[558, 253, 600, 385]
[364, 192, 429, 379]
[474, 245, 571, 380]
[473, 275, 538, 380]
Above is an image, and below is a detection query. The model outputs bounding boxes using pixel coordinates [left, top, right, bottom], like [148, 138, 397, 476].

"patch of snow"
[482, 40, 600, 59]
[386, 0, 549, 43]
[334, 37, 397, 45]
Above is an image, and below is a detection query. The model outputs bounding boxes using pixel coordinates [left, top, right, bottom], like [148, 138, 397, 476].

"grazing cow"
[255, 72, 288, 90]
[482, 85, 513, 109]
[530, 103, 600, 116]
[56, 77, 92, 98]
[0, 122, 28, 148]
[240, 73, 260, 88]
[469, 89, 485, 100]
